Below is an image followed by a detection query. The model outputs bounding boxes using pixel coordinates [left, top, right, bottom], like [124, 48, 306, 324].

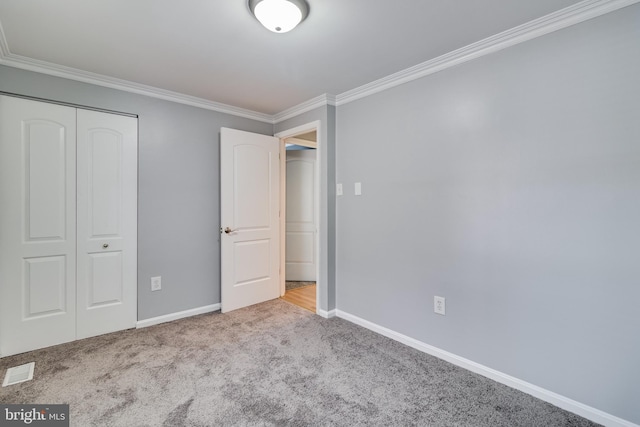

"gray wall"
[2, 3, 638, 421]
[0, 65, 273, 321]
[335, 5, 640, 424]
[275, 105, 337, 311]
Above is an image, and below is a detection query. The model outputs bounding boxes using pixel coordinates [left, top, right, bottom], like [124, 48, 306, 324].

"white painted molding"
[285, 137, 317, 148]
[0, 20, 9, 58]
[317, 308, 336, 319]
[336, 309, 638, 427]
[136, 304, 221, 329]
[274, 120, 322, 139]
[272, 93, 336, 124]
[335, 0, 640, 106]
[0, 48, 273, 123]
[1, 0, 637, 126]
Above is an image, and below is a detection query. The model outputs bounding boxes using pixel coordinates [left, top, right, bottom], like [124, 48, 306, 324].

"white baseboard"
[317, 308, 336, 318]
[136, 304, 220, 329]
[336, 309, 638, 427]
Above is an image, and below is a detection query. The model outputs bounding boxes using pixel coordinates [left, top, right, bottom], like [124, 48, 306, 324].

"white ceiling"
[0, 0, 586, 115]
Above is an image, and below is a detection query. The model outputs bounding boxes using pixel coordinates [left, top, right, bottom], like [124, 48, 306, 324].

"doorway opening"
[276, 124, 320, 313]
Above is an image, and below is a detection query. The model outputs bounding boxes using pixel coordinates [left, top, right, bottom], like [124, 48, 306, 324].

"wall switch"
[355, 182, 362, 196]
[336, 183, 343, 196]
[434, 296, 446, 315]
[151, 276, 162, 291]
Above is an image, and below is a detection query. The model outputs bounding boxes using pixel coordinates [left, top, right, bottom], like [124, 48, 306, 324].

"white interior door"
[76, 109, 137, 339]
[0, 95, 77, 356]
[285, 150, 317, 281]
[220, 128, 280, 313]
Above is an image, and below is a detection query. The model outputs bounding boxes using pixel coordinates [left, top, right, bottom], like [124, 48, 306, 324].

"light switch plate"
[355, 182, 362, 196]
[337, 183, 343, 196]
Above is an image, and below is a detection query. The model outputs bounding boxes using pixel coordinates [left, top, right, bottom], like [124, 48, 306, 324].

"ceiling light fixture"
[249, 0, 309, 33]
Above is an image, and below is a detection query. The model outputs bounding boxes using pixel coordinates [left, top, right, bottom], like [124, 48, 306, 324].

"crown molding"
[0, 33, 273, 124]
[1, 0, 637, 122]
[335, 0, 640, 106]
[272, 93, 336, 124]
[0, 20, 10, 57]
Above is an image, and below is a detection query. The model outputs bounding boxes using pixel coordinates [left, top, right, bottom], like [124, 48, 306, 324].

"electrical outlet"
[151, 276, 161, 291]
[434, 296, 446, 315]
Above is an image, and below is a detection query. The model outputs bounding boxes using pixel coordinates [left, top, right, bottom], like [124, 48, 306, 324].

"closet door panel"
[26, 122, 68, 241]
[76, 109, 137, 339]
[24, 256, 68, 317]
[87, 252, 123, 307]
[87, 129, 122, 237]
[0, 95, 77, 357]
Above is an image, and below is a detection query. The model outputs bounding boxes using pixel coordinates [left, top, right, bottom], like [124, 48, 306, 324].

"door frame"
[275, 121, 321, 315]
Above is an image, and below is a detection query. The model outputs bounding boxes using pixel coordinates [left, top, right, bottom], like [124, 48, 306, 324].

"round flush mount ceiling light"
[249, 0, 309, 33]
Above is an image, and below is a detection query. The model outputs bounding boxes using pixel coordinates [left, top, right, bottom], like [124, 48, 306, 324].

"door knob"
[102, 243, 109, 249]
[224, 227, 236, 234]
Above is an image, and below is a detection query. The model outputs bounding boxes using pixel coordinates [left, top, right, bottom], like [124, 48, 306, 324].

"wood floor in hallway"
[281, 284, 316, 313]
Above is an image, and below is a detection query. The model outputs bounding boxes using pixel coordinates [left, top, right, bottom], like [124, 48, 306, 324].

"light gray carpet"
[285, 281, 315, 291]
[0, 299, 599, 426]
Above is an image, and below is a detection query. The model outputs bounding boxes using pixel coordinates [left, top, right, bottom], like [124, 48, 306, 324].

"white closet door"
[76, 109, 137, 339]
[0, 95, 77, 357]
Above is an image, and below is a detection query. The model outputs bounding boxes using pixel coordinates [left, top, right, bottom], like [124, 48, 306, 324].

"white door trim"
[275, 121, 322, 314]
[285, 137, 317, 149]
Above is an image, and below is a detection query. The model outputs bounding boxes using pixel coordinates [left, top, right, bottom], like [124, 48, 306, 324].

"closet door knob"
[102, 243, 109, 249]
